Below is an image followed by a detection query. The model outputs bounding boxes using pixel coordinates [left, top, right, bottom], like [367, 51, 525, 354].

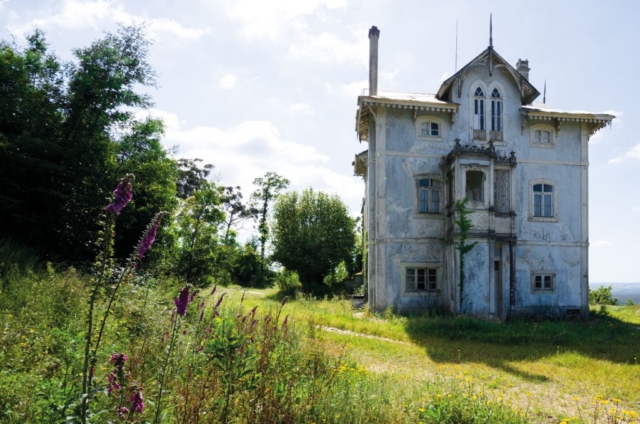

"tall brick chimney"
[368, 26, 380, 96]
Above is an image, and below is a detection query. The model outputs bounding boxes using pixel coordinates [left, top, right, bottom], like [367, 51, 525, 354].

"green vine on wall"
[453, 199, 478, 310]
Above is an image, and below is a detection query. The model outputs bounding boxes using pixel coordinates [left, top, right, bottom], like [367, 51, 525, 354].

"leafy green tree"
[589, 285, 618, 305]
[114, 118, 179, 262]
[175, 181, 226, 287]
[271, 189, 356, 291]
[222, 186, 258, 242]
[176, 158, 213, 199]
[0, 26, 168, 262]
[250, 172, 290, 275]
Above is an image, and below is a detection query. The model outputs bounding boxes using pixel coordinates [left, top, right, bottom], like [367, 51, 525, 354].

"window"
[406, 267, 438, 291]
[420, 121, 440, 137]
[473, 87, 485, 131]
[533, 183, 553, 217]
[530, 124, 555, 148]
[416, 116, 443, 140]
[490, 88, 502, 131]
[534, 130, 551, 144]
[531, 272, 556, 292]
[529, 179, 558, 222]
[494, 169, 510, 213]
[418, 178, 441, 213]
[465, 170, 484, 202]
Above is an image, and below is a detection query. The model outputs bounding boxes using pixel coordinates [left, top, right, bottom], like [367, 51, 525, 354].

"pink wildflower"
[105, 177, 133, 215]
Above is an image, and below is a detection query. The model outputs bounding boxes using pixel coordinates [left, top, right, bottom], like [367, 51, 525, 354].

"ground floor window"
[531, 272, 555, 292]
[406, 267, 438, 291]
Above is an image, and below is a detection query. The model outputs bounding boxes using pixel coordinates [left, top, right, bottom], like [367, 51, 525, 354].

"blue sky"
[1, 0, 638, 282]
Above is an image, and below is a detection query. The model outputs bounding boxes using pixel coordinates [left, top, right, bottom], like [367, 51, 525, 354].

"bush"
[275, 269, 302, 293]
[589, 285, 618, 305]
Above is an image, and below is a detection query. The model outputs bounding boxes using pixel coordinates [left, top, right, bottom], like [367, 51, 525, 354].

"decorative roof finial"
[489, 13, 493, 48]
[543, 80, 547, 104]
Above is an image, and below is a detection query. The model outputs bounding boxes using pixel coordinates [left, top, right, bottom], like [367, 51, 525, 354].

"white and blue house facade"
[354, 26, 614, 319]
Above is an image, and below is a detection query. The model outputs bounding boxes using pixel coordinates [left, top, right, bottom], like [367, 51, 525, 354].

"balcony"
[490, 131, 503, 142]
[473, 129, 486, 140]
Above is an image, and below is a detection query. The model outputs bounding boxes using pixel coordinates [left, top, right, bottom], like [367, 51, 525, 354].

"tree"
[250, 172, 290, 274]
[175, 181, 226, 287]
[271, 189, 356, 291]
[222, 186, 258, 242]
[589, 285, 618, 306]
[176, 158, 213, 199]
[0, 26, 168, 262]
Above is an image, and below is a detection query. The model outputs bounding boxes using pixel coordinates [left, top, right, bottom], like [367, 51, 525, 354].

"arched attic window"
[490, 88, 503, 137]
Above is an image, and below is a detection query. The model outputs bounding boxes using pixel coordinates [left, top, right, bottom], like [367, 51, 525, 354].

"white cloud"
[340, 79, 368, 97]
[289, 30, 367, 66]
[591, 240, 613, 247]
[221, 0, 348, 41]
[290, 103, 315, 114]
[134, 108, 181, 131]
[608, 144, 640, 164]
[153, 114, 362, 214]
[218, 73, 237, 89]
[9, 0, 210, 41]
[633, 207, 640, 212]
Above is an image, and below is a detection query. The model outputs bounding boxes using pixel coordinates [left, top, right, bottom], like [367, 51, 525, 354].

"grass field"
[221, 286, 640, 422]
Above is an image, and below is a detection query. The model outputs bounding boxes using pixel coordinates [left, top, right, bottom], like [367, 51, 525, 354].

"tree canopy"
[271, 189, 356, 290]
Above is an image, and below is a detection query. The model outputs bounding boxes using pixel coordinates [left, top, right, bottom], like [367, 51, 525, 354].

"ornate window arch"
[488, 81, 506, 141]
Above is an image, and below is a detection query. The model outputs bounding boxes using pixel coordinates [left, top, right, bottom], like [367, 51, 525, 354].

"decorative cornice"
[520, 109, 614, 135]
[441, 139, 517, 169]
[361, 99, 458, 113]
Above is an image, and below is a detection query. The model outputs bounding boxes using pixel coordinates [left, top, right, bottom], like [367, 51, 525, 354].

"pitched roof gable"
[436, 47, 540, 105]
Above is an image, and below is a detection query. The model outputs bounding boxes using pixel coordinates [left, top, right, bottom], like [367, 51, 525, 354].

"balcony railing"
[473, 129, 486, 140]
[490, 131, 503, 141]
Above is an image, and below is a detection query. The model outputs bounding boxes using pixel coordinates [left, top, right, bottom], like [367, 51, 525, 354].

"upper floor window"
[465, 170, 485, 202]
[529, 124, 556, 148]
[473, 87, 485, 131]
[415, 116, 443, 140]
[418, 178, 441, 213]
[531, 271, 556, 293]
[420, 121, 440, 137]
[490, 88, 502, 133]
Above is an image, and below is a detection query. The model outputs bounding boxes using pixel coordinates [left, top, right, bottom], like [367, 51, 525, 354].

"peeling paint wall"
[367, 60, 589, 318]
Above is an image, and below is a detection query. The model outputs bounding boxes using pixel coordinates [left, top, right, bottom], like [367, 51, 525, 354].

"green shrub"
[275, 269, 302, 293]
[589, 285, 618, 305]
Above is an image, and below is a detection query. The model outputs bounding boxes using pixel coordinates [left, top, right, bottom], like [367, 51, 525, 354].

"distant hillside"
[590, 282, 640, 304]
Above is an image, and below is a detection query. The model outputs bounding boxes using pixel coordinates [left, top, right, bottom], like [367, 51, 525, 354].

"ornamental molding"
[520, 110, 613, 136]
[362, 99, 458, 113]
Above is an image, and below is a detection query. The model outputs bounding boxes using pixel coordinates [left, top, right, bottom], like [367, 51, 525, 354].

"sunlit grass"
[221, 285, 640, 422]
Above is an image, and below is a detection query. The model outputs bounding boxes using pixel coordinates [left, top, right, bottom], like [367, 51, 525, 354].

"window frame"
[465, 169, 486, 207]
[414, 174, 443, 218]
[529, 124, 556, 149]
[402, 263, 441, 295]
[490, 87, 503, 140]
[528, 178, 559, 222]
[469, 81, 488, 141]
[530, 271, 556, 293]
[415, 116, 444, 141]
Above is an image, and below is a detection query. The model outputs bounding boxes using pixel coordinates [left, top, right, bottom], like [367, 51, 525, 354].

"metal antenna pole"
[455, 19, 458, 72]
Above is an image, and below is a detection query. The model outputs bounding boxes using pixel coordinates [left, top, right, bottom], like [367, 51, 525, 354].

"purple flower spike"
[110, 353, 128, 367]
[116, 406, 129, 418]
[106, 177, 133, 215]
[138, 215, 162, 259]
[210, 285, 217, 296]
[130, 391, 144, 413]
[174, 286, 192, 316]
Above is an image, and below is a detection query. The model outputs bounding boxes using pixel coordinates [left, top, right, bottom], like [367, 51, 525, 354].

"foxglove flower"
[105, 177, 133, 215]
[174, 286, 192, 316]
[130, 391, 144, 413]
[110, 353, 128, 367]
[138, 215, 162, 259]
[116, 406, 129, 418]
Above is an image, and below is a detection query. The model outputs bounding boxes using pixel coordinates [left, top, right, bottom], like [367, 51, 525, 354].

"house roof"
[355, 90, 458, 141]
[521, 103, 615, 133]
[436, 47, 540, 105]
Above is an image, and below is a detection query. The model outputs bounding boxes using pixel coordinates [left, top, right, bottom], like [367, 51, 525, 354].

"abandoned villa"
[353, 25, 615, 320]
